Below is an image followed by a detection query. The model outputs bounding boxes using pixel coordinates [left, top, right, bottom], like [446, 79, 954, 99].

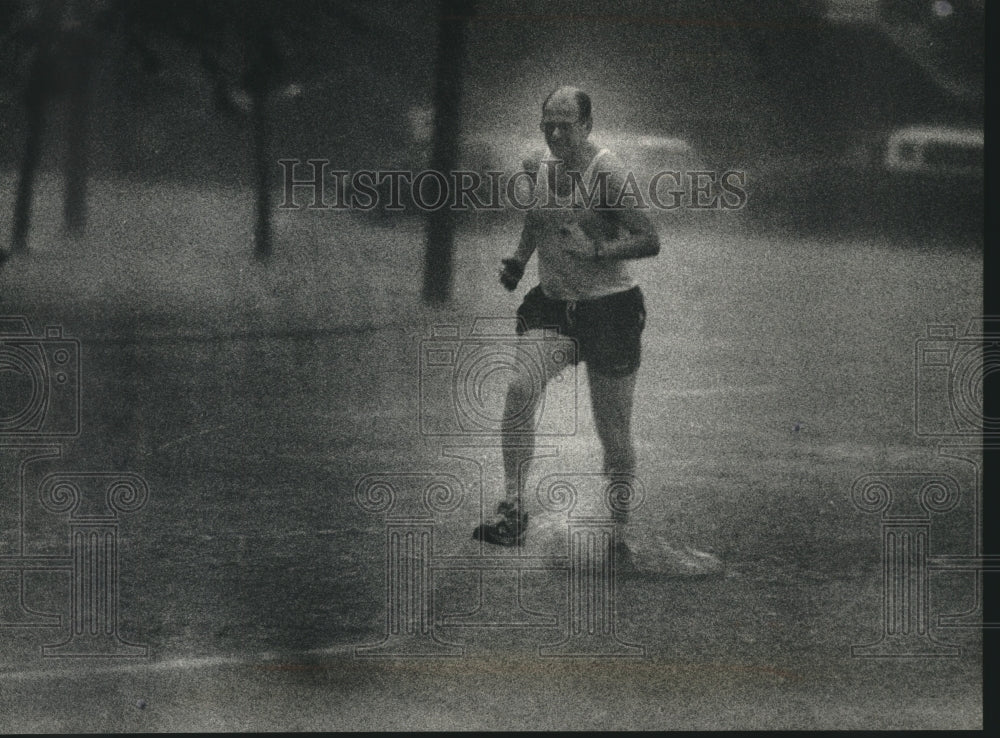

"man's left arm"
[593, 206, 660, 261]
[578, 161, 660, 261]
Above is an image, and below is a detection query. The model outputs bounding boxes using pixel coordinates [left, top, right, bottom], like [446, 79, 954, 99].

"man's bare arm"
[571, 161, 660, 260]
[594, 206, 660, 260]
[512, 211, 539, 266]
[500, 210, 538, 290]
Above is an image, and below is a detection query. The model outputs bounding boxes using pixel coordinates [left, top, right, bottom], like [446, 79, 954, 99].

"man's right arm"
[500, 215, 536, 291]
[499, 152, 543, 290]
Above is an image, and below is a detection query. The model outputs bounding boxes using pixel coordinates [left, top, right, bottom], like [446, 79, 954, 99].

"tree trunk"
[251, 90, 272, 260]
[10, 58, 49, 255]
[245, 12, 280, 262]
[422, 0, 474, 304]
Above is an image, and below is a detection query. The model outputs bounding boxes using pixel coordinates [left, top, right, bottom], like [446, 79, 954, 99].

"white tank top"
[532, 147, 636, 301]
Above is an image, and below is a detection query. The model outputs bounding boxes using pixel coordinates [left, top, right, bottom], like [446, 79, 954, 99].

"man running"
[473, 86, 658, 562]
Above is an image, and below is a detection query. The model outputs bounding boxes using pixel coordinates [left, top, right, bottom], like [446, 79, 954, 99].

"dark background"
[0, 0, 987, 731]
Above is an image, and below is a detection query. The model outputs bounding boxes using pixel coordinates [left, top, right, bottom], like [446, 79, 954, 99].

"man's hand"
[558, 210, 617, 259]
[499, 257, 525, 291]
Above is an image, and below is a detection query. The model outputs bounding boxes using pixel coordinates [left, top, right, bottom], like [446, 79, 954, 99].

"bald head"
[539, 86, 595, 164]
[542, 86, 592, 125]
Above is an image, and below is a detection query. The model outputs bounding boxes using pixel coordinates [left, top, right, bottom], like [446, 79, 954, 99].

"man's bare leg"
[587, 366, 638, 541]
[501, 380, 538, 500]
[589, 365, 723, 574]
[502, 331, 576, 500]
[475, 330, 575, 545]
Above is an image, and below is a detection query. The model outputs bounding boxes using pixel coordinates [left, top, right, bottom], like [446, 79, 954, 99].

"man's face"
[540, 95, 590, 161]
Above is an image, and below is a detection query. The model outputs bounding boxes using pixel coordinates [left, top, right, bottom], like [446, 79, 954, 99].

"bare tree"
[149, 0, 290, 261]
[60, 0, 99, 236]
[2, 0, 111, 256]
[422, 0, 475, 304]
[0, 0, 376, 267]
[3, 0, 63, 257]
[242, 11, 283, 260]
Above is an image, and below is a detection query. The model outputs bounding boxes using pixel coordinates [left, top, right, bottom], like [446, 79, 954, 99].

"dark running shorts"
[515, 285, 646, 377]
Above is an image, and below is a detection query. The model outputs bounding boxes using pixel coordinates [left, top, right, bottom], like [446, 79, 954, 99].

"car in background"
[593, 132, 706, 190]
[883, 124, 982, 176]
[744, 123, 982, 235]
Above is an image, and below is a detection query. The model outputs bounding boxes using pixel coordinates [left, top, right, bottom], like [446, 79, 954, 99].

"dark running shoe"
[473, 500, 528, 547]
